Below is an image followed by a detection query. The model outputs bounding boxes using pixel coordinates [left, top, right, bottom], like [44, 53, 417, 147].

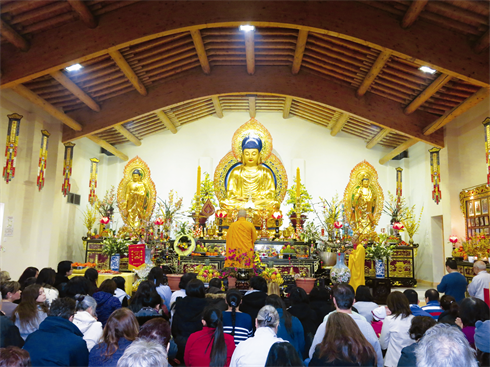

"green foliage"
[300, 221, 321, 243]
[175, 221, 193, 237]
[365, 234, 396, 260]
[101, 236, 129, 256]
[383, 191, 408, 223]
[286, 180, 313, 216]
[190, 172, 217, 213]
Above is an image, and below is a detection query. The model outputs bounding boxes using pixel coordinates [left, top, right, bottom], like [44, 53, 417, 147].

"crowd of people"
[0, 257, 489, 367]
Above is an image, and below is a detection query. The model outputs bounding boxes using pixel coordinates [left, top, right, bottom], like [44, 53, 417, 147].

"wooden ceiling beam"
[190, 29, 211, 74]
[283, 96, 293, 118]
[380, 138, 418, 165]
[401, 0, 429, 29]
[113, 125, 141, 146]
[10, 84, 82, 131]
[291, 30, 308, 75]
[0, 19, 29, 51]
[67, 0, 97, 29]
[404, 74, 452, 114]
[474, 29, 489, 54]
[50, 70, 100, 112]
[155, 110, 177, 134]
[249, 96, 256, 118]
[244, 30, 255, 75]
[87, 135, 128, 161]
[61, 66, 444, 147]
[366, 128, 390, 149]
[424, 87, 490, 135]
[356, 50, 391, 97]
[108, 50, 147, 96]
[211, 96, 223, 118]
[330, 113, 350, 136]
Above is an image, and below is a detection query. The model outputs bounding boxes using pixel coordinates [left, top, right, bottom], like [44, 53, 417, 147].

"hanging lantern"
[449, 235, 458, 244]
[3, 113, 23, 183]
[393, 222, 404, 230]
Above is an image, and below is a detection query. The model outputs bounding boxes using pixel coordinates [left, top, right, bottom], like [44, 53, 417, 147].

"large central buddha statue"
[220, 135, 279, 211]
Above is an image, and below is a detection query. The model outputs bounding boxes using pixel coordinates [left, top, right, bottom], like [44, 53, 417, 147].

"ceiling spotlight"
[239, 25, 255, 32]
[418, 66, 436, 74]
[65, 64, 83, 72]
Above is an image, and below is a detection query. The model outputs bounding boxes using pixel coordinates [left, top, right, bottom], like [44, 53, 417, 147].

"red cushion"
[484, 287, 490, 307]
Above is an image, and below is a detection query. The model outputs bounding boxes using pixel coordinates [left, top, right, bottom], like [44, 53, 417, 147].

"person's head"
[249, 276, 268, 292]
[265, 294, 293, 335]
[355, 285, 373, 302]
[409, 316, 436, 341]
[264, 342, 304, 367]
[12, 284, 48, 325]
[129, 281, 157, 313]
[459, 297, 490, 327]
[319, 312, 376, 365]
[415, 323, 478, 367]
[49, 297, 76, 321]
[148, 267, 167, 287]
[84, 268, 98, 285]
[209, 278, 222, 290]
[425, 289, 440, 303]
[309, 286, 331, 303]
[445, 258, 458, 271]
[439, 295, 456, 311]
[57, 261, 73, 276]
[178, 272, 197, 290]
[36, 268, 56, 287]
[225, 289, 242, 336]
[113, 276, 126, 291]
[288, 286, 309, 305]
[267, 282, 280, 296]
[102, 308, 140, 358]
[18, 267, 39, 286]
[22, 284, 45, 304]
[116, 339, 167, 367]
[1, 281, 21, 301]
[387, 291, 412, 319]
[0, 346, 31, 367]
[201, 307, 227, 367]
[237, 209, 247, 218]
[141, 290, 163, 310]
[99, 279, 117, 295]
[186, 279, 206, 298]
[332, 284, 355, 310]
[139, 318, 171, 346]
[473, 260, 487, 275]
[256, 305, 280, 332]
[20, 277, 37, 291]
[403, 289, 419, 305]
[66, 276, 91, 298]
[74, 294, 98, 317]
[0, 271, 11, 284]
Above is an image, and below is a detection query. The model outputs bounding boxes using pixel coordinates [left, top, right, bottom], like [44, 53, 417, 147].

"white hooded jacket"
[73, 310, 103, 352]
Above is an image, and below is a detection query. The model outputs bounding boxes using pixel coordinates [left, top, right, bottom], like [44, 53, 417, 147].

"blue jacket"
[23, 316, 88, 366]
[276, 308, 305, 358]
[93, 291, 122, 326]
[409, 304, 432, 317]
[89, 337, 132, 367]
[437, 272, 468, 303]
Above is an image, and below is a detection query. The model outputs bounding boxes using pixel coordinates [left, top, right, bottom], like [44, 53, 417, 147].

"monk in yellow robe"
[348, 243, 366, 292]
[224, 209, 257, 268]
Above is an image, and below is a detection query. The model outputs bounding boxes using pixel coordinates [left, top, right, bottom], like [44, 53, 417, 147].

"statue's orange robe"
[348, 244, 366, 292]
[224, 217, 257, 268]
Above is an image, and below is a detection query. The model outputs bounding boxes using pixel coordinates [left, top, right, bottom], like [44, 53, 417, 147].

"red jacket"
[184, 326, 236, 367]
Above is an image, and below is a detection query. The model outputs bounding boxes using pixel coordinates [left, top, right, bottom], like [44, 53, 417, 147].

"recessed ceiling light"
[65, 64, 83, 72]
[239, 25, 255, 32]
[419, 66, 436, 74]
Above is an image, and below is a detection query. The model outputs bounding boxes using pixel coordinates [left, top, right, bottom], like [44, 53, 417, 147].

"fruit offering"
[260, 267, 284, 285]
[280, 244, 296, 254]
[72, 262, 96, 268]
[193, 265, 220, 282]
[98, 269, 120, 274]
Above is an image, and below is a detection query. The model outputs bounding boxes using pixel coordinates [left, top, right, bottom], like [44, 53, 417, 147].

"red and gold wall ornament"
[396, 167, 403, 204]
[3, 113, 23, 183]
[62, 143, 75, 197]
[36, 130, 50, 191]
[429, 147, 442, 204]
[483, 117, 490, 185]
[89, 158, 99, 205]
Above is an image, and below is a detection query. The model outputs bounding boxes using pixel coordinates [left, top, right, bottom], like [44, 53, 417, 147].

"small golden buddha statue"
[123, 169, 149, 229]
[220, 135, 279, 212]
[350, 174, 376, 236]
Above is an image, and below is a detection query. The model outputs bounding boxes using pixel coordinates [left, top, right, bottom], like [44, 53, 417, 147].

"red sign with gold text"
[128, 244, 145, 270]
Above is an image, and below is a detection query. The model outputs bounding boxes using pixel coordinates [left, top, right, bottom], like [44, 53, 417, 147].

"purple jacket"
[93, 291, 122, 326]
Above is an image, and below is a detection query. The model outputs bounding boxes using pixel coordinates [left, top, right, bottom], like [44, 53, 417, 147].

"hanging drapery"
[62, 143, 75, 197]
[483, 117, 490, 185]
[89, 158, 99, 205]
[3, 113, 23, 183]
[36, 130, 50, 191]
[429, 147, 442, 204]
[396, 167, 403, 204]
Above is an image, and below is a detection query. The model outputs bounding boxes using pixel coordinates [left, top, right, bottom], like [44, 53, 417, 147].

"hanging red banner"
[62, 143, 75, 197]
[3, 113, 23, 183]
[128, 244, 146, 270]
[37, 130, 50, 191]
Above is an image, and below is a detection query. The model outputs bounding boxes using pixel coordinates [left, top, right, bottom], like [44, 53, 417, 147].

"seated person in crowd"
[240, 276, 268, 327]
[397, 316, 436, 367]
[403, 289, 431, 317]
[148, 267, 172, 311]
[475, 320, 490, 367]
[139, 318, 177, 361]
[421, 289, 443, 320]
[468, 261, 490, 301]
[437, 259, 467, 303]
[170, 273, 197, 312]
[54, 261, 72, 295]
[222, 289, 253, 345]
[0, 346, 31, 367]
[354, 285, 378, 323]
[0, 305, 24, 348]
[73, 294, 103, 352]
[13, 284, 48, 340]
[112, 276, 130, 308]
[134, 290, 168, 326]
[456, 296, 490, 349]
[117, 339, 168, 367]
[308, 286, 335, 322]
[35, 268, 59, 306]
[93, 279, 122, 326]
[264, 342, 304, 367]
[84, 268, 99, 296]
[0, 281, 21, 319]
[437, 295, 459, 325]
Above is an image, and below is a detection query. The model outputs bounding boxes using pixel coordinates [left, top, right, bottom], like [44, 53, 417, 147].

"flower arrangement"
[300, 222, 321, 244]
[259, 267, 284, 285]
[101, 235, 129, 256]
[462, 235, 490, 258]
[158, 190, 183, 227]
[190, 172, 217, 213]
[286, 183, 313, 216]
[225, 248, 253, 267]
[365, 234, 396, 260]
[317, 194, 343, 239]
[401, 205, 424, 243]
[383, 191, 408, 223]
[95, 186, 117, 218]
[82, 205, 98, 235]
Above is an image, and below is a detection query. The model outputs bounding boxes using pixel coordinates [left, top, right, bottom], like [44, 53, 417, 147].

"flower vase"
[167, 274, 183, 291]
[330, 253, 351, 284]
[468, 256, 476, 263]
[375, 259, 385, 278]
[295, 278, 316, 294]
[110, 254, 120, 272]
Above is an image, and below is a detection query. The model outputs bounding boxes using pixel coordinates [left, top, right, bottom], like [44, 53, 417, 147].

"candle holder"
[272, 211, 283, 239]
[216, 210, 227, 238]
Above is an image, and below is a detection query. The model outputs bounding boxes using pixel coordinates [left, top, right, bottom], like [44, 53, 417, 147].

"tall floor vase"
[330, 253, 351, 284]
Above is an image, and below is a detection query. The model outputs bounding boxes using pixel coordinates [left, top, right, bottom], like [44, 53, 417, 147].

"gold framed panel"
[460, 184, 490, 239]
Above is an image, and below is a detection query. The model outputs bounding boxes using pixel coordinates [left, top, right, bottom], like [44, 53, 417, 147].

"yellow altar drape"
[348, 244, 366, 292]
[224, 217, 257, 268]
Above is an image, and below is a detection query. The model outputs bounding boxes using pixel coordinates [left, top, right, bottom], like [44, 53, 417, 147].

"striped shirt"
[222, 310, 253, 345]
[422, 301, 444, 320]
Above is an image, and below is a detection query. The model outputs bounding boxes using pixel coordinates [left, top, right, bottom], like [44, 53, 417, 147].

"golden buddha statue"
[123, 169, 149, 229]
[351, 174, 376, 235]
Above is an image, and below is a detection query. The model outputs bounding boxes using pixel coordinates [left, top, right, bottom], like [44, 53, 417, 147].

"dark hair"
[18, 267, 38, 288]
[403, 289, 419, 305]
[249, 276, 268, 292]
[288, 286, 309, 305]
[13, 284, 48, 328]
[49, 297, 76, 320]
[36, 268, 56, 287]
[99, 279, 117, 295]
[446, 259, 458, 270]
[425, 289, 440, 302]
[84, 268, 98, 285]
[139, 318, 171, 346]
[129, 281, 157, 313]
[178, 273, 197, 290]
[186, 279, 206, 298]
[112, 276, 126, 291]
[387, 291, 412, 319]
[141, 290, 163, 309]
[318, 312, 376, 365]
[102, 308, 139, 359]
[209, 278, 222, 289]
[226, 289, 242, 336]
[355, 285, 373, 302]
[265, 294, 293, 336]
[57, 261, 72, 276]
[0, 346, 31, 367]
[309, 286, 331, 303]
[439, 295, 459, 321]
[148, 267, 167, 287]
[203, 307, 227, 367]
[20, 278, 37, 291]
[460, 297, 490, 327]
[332, 284, 355, 310]
[265, 342, 304, 367]
[66, 276, 91, 298]
[1, 281, 20, 299]
[409, 316, 436, 341]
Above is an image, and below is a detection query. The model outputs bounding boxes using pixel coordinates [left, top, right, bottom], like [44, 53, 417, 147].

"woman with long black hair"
[12, 284, 48, 340]
[148, 266, 172, 311]
[185, 307, 236, 367]
[222, 289, 253, 345]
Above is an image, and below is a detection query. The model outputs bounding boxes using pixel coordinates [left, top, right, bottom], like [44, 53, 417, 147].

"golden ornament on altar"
[117, 156, 156, 231]
[343, 161, 384, 241]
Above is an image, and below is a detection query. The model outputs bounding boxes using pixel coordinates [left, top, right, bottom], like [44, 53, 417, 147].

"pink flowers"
[154, 218, 164, 226]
